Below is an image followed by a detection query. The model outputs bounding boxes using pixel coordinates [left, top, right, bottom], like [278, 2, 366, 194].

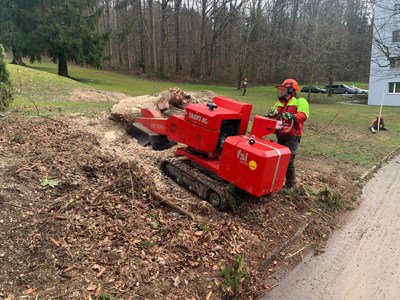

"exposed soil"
[0, 90, 366, 300]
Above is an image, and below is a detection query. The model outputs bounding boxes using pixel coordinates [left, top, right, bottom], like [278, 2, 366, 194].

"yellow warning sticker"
[249, 160, 257, 170]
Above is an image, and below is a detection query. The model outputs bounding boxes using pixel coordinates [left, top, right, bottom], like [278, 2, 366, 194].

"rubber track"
[160, 157, 228, 210]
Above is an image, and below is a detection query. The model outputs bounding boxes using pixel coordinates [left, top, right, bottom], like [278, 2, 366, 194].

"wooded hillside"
[0, 0, 373, 84]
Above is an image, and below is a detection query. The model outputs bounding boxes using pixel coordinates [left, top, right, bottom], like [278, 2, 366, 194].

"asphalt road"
[262, 154, 400, 300]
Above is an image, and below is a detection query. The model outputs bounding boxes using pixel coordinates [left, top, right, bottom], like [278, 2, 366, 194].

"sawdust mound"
[68, 88, 129, 103]
[0, 115, 312, 299]
[0, 86, 365, 298]
[0, 111, 365, 299]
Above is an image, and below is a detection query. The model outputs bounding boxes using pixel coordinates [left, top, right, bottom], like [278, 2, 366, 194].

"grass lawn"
[6, 61, 400, 169]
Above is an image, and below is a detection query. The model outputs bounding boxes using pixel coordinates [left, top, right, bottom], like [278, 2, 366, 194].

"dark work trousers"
[277, 135, 301, 188]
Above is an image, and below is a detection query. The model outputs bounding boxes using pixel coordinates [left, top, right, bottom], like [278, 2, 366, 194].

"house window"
[389, 57, 400, 68]
[388, 82, 400, 93]
[392, 30, 400, 42]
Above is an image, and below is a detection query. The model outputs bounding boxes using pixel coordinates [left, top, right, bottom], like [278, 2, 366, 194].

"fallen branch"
[258, 222, 309, 271]
[152, 191, 197, 221]
[265, 283, 278, 292]
[259, 283, 278, 298]
[311, 209, 335, 229]
[1, 201, 37, 212]
[96, 267, 106, 278]
[53, 215, 69, 220]
[15, 163, 39, 174]
[285, 246, 307, 260]
[50, 238, 61, 247]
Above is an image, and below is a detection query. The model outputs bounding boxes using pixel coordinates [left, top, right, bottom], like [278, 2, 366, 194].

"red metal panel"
[167, 115, 220, 153]
[134, 117, 168, 135]
[250, 115, 278, 138]
[140, 108, 162, 118]
[175, 148, 220, 174]
[218, 136, 291, 196]
[213, 96, 252, 135]
[185, 103, 240, 131]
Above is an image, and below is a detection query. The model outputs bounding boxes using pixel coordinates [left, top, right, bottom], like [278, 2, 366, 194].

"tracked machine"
[132, 96, 291, 209]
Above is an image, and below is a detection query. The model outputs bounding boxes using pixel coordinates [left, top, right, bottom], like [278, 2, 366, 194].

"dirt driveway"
[262, 154, 400, 300]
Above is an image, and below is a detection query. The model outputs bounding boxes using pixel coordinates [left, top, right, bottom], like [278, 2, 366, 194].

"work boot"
[283, 183, 296, 192]
[281, 184, 298, 195]
[285, 166, 296, 189]
[284, 183, 296, 189]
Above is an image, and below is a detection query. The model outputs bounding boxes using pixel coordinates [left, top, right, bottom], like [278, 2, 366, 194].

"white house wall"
[369, 0, 400, 106]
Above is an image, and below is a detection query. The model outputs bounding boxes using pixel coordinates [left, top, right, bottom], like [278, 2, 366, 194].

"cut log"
[153, 191, 197, 221]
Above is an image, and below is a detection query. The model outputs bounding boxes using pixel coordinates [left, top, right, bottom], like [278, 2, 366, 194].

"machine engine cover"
[167, 115, 220, 153]
[185, 104, 241, 131]
[218, 136, 291, 196]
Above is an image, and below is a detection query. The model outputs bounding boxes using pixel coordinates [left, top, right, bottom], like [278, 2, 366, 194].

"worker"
[267, 78, 309, 189]
[241, 77, 248, 96]
[369, 116, 387, 133]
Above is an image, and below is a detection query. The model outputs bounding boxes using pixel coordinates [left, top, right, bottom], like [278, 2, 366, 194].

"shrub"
[316, 188, 343, 211]
[0, 44, 13, 111]
[220, 254, 248, 296]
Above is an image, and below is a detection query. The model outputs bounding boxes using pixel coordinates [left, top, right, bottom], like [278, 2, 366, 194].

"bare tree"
[290, 0, 338, 98]
[159, 0, 171, 74]
[149, 0, 157, 72]
[174, 0, 182, 72]
[138, 0, 147, 72]
[371, 0, 400, 67]
[61, 0, 372, 83]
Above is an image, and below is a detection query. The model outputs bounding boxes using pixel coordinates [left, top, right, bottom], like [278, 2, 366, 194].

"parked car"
[300, 86, 327, 93]
[348, 86, 360, 94]
[325, 84, 353, 94]
[349, 85, 368, 94]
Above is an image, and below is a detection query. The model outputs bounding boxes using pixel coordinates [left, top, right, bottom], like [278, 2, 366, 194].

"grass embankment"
[7, 62, 400, 169]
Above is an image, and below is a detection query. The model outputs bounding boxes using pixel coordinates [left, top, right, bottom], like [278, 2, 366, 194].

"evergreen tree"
[37, 0, 108, 78]
[0, 44, 13, 111]
[0, 0, 40, 65]
[0, 0, 108, 78]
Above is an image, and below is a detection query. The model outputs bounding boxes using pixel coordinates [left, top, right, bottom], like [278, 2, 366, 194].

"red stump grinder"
[131, 96, 291, 209]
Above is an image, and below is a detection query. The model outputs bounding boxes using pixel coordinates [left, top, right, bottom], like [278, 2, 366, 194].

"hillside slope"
[0, 110, 365, 299]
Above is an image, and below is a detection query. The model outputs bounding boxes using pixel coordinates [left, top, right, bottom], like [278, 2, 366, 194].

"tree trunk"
[160, 0, 168, 74]
[11, 55, 24, 66]
[174, 0, 182, 73]
[127, 35, 132, 70]
[237, 68, 244, 90]
[149, 0, 156, 73]
[115, 4, 122, 66]
[105, 0, 112, 59]
[138, 0, 146, 73]
[198, 0, 207, 77]
[10, 45, 25, 66]
[327, 69, 333, 97]
[57, 53, 69, 78]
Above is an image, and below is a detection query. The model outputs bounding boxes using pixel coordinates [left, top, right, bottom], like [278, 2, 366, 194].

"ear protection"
[287, 83, 295, 94]
[278, 81, 295, 101]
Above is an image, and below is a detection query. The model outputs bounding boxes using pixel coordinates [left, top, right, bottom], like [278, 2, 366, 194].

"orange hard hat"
[280, 78, 299, 92]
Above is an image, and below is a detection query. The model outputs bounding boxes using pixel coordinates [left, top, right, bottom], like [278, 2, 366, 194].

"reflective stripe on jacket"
[273, 97, 309, 137]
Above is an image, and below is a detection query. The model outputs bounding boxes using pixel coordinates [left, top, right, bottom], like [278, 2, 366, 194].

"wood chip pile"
[0, 90, 363, 299]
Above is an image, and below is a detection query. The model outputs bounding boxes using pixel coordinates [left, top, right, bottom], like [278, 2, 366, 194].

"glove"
[283, 112, 296, 121]
[266, 109, 278, 117]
